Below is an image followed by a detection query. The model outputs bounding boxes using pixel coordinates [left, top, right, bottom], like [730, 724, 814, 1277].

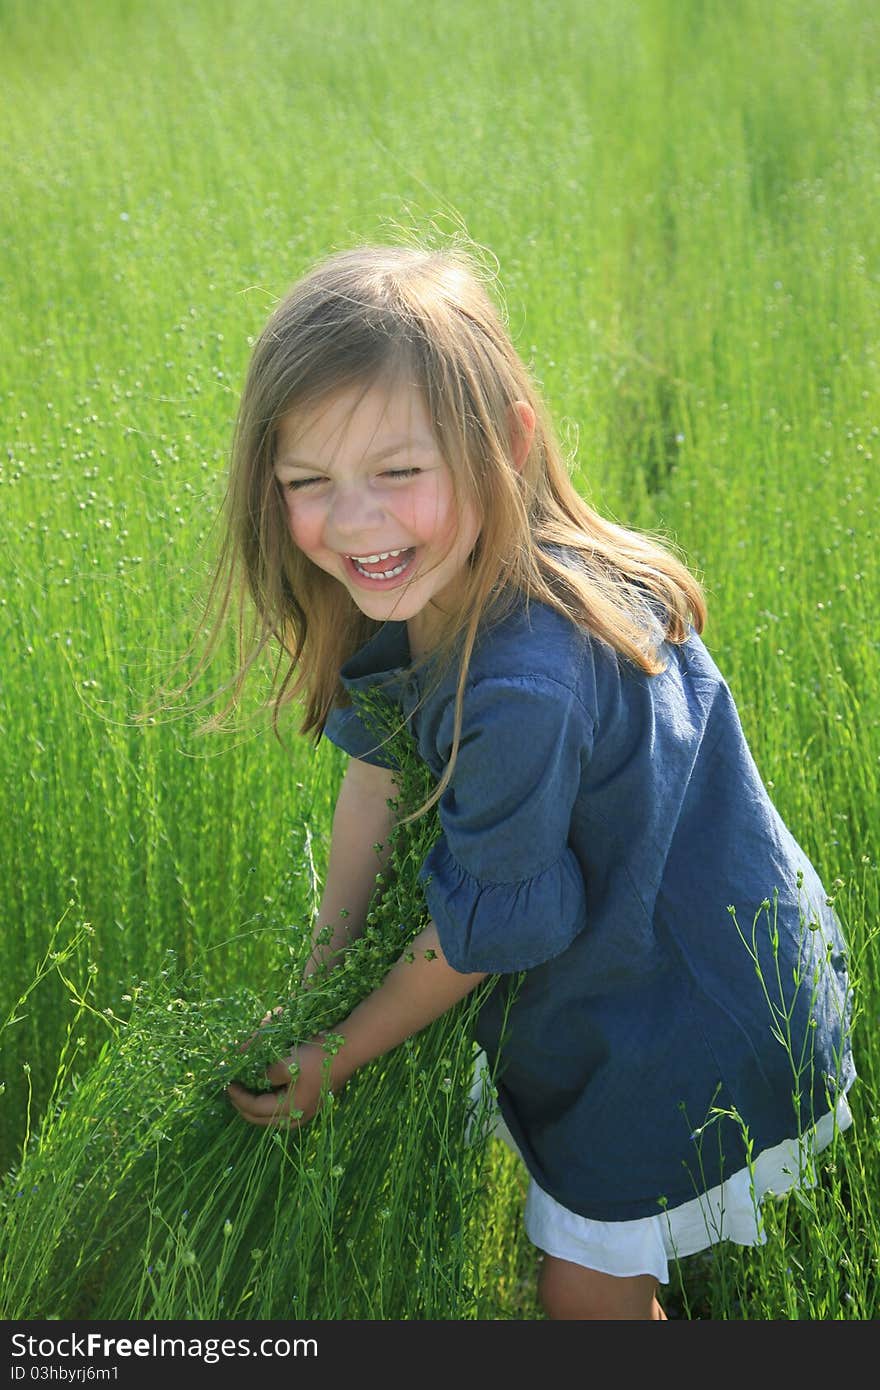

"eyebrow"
[275, 437, 435, 473]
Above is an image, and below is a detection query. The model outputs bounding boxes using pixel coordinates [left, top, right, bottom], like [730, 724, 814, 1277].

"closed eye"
[281, 476, 323, 492]
[383, 467, 421, 480]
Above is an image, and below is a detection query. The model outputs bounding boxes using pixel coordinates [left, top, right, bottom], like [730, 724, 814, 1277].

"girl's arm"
[325, 922, 487, 1083]
[302, 755, 400, 981]
[228, 922, 488, 1126]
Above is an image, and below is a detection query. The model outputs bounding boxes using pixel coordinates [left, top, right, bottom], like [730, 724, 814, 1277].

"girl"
[223, 243, 855, 1320]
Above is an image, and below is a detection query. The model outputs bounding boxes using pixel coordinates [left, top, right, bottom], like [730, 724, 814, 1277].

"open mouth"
[345, 547, 417, 582]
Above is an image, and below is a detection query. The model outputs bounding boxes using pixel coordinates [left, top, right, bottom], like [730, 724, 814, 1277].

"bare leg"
[538, 1254, 667, 1320]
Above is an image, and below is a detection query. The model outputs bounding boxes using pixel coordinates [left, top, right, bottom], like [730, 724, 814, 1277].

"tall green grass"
[1, 0, 877, 1317]
[0, 697, 531, 1319]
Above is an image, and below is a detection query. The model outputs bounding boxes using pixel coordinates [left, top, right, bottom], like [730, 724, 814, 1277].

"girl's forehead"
[277, 378, 436, 460]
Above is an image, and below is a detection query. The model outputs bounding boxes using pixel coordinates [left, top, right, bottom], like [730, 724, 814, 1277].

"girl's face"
[274, 379, 481, 655]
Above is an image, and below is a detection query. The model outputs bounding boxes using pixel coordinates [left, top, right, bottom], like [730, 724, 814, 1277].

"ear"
[507, 400, 536, 473]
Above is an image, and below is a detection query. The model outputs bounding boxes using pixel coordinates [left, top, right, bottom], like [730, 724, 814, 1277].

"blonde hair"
[205, 242, 706, 813]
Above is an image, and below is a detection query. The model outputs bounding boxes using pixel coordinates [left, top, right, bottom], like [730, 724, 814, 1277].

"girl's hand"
[226, 1039, 331, 1129]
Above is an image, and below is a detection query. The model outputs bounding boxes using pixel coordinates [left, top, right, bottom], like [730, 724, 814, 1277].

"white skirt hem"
[468, 1051, 853, 1285]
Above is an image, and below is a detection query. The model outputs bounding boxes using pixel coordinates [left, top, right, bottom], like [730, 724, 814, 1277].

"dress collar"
[338, 621, 413, 693]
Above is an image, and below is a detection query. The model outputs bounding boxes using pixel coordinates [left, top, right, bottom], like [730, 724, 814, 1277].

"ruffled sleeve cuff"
[322, 705, 398, 769]
[419, 835, 588, 974]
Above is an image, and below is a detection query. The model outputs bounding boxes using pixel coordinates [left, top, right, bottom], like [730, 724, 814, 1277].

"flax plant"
[0, 693, 512, 1320]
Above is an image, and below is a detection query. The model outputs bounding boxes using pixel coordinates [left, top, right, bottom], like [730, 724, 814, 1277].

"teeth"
[349, 548, 413, 580]
[349, 548, 405, 563]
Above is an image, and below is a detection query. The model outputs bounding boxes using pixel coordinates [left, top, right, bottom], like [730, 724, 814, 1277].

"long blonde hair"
[205, 242, 706, 812]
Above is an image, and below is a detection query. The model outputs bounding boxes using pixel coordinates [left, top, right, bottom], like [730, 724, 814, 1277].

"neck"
[406, 612, 435, 662]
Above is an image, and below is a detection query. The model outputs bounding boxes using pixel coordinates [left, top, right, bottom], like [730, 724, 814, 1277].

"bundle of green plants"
[0, 691, 515, 1320]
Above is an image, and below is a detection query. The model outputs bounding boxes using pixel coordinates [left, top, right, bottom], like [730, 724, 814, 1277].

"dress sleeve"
[322, 702, 399, 769]
[418, 675, 594, 974]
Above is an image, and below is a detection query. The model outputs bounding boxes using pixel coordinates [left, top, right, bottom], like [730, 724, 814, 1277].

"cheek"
[284, 500, 323, 555]
[403, 480, 461, 545]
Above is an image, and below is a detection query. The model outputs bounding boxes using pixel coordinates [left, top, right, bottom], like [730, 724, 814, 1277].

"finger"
[265, 1057, 296, 1087]
[237, 1006, 285, 1055]
[226, 1082, 303, 1128]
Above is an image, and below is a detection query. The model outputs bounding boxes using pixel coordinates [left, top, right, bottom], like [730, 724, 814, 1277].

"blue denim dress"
[323, 591, 855, 1222]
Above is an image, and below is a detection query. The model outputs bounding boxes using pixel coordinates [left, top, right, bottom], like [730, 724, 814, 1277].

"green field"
[1, 0, 878, 1320]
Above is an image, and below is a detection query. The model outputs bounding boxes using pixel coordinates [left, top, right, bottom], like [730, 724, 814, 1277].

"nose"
[326, 481, 384, 539]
